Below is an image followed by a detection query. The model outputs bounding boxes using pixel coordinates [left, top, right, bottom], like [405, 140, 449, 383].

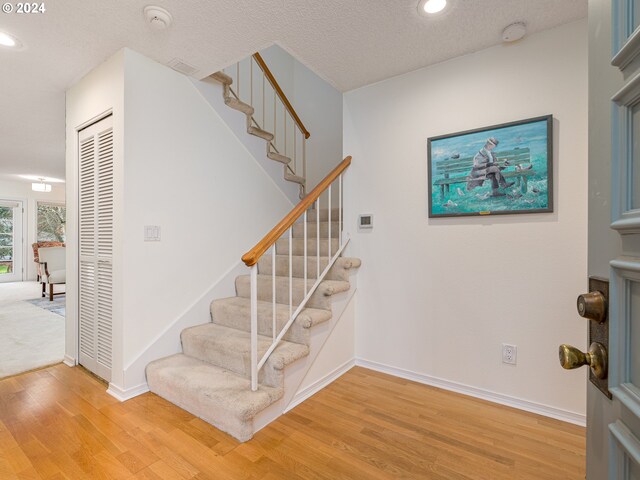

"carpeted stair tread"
[276, 237, 339, 256]
[224, 97, 254, 115]
[211, 296, 332, 344]
[182, 323, 309, 386]
[146, 354, 282, 442]
[210, 71, 232, 85]
[248, 126, 274, 141]
[235, 274, 351, 310]
[292, 221, 340, 238]
[284, 171, 305, 185]
[305, 208, 341, 222]
[258, 255, 360, 281]
[267, 151, 291, 165]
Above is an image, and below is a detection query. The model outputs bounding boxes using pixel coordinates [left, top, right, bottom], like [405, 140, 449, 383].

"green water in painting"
[429, 119, 550, 215]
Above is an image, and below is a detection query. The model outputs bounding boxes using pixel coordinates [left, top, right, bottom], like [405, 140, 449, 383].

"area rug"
[0, 300, 65, 378]
[26, 294, 65, 317]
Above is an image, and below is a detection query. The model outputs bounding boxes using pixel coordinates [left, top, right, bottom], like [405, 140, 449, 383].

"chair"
[32, 241, 65, 281]
[38, 246, 66, 301]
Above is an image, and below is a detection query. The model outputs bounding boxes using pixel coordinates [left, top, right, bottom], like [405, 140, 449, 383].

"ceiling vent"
[167, 58, 199, 76]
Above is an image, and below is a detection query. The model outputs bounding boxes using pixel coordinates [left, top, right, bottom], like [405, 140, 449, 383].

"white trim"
[106, 382, 149, 402]
[285, 358, 355, 413]
[355, 358, 586, 427]
[63, 355, 76, 367]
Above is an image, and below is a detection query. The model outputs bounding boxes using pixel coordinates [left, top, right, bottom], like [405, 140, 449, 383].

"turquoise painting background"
[429, 119, 550, 215]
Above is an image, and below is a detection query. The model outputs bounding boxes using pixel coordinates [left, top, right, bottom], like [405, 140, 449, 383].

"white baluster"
[328, 185, 332, 259]
[250, 57, 253, 107]
[316, 199, 320, 278]
[304, 210, 308, 295]
[289, 227, 293, 322]
[272, 245, 276, 342]
[339, 174, 343, 247]
[250, 264, 258, 391]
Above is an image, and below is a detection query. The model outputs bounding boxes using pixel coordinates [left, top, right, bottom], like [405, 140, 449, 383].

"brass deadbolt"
[559, 342, 608, 380]
[576, 291, 607, 323]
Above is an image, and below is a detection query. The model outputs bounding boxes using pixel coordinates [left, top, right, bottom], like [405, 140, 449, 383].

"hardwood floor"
[0, 364, 585, 479]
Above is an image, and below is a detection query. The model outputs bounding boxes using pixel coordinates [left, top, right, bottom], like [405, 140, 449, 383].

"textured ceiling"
[0, 0, 587, 183]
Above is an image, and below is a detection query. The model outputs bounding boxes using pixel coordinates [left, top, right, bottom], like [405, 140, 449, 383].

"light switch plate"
[144, 225, 161, 242]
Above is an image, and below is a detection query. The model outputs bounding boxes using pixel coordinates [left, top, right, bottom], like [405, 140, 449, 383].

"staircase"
[209, 52, 309, 198]
[146, 206, 360, 441]
[145, 53, 359, 442]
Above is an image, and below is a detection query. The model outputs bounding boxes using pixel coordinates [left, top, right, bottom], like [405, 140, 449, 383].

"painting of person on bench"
[427, 115, 553, 218]
[466, 137, 515, 197]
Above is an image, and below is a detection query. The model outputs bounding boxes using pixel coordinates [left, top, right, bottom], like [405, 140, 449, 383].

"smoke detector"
[144, 6, 173, 30]
[502, 22, 526, 42]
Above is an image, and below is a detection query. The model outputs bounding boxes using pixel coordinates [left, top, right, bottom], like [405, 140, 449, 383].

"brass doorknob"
[559, 342, 608, 379]
[577, 291, 607, 323]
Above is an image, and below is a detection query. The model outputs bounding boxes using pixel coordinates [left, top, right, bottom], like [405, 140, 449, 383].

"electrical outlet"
[502, 344, 517, 365]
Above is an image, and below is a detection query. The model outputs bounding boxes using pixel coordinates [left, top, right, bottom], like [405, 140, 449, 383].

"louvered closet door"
[78, 115, 113, 382]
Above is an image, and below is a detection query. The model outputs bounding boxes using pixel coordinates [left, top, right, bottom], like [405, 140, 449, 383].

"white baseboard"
[285, 358, 355, 413]
[355, 358, 586, 427]
[106, 382, 149, 402]
[63, 355, 76, 367]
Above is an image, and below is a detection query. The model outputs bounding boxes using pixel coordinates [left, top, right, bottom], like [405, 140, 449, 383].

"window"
[0, 205, 14, 271]
[37, 202, 66, 242]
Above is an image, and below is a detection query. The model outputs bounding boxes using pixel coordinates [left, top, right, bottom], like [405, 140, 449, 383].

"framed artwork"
[427, 115, 553, 218]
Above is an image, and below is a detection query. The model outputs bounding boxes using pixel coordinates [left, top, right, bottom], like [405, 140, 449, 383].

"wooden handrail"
[241, 156, 351, 266]
[253, 52, 311, 140]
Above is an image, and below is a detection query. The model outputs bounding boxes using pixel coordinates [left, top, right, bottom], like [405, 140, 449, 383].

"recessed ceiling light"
[0, 31, 20, 48]
[419, 0, 447, 15]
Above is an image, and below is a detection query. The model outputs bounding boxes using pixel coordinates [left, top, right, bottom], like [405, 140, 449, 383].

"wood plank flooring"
[0, 364, 585, 479]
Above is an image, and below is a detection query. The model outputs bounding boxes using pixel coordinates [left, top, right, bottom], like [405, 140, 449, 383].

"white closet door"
[78, 115, 113, 382]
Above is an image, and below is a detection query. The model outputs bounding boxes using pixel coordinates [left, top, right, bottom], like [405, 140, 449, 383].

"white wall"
[344, 20, 588, 419]
[0, 179, 65, 280]
[260, 45, 344, 189]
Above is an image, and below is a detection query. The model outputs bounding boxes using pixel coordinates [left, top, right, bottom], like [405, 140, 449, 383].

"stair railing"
[223, 52, 310, 196]
[241, 156, 352, 391]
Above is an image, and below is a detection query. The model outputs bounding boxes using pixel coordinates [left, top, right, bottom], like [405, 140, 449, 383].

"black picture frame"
[427, 115, 553, 218]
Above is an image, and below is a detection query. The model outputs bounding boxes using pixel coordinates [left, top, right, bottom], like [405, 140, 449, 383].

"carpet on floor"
[26, 294, 65, 317]
[0, 300, 65, 378]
